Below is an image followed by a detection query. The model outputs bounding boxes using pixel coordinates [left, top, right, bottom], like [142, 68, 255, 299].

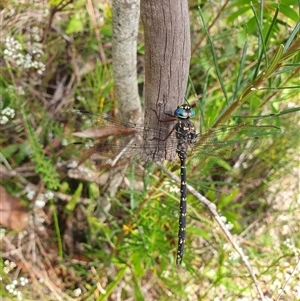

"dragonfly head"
[174, 104, 196, 119]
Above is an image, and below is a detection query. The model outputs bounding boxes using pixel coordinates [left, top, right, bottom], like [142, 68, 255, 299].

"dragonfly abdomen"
[175, 112, 197, 264]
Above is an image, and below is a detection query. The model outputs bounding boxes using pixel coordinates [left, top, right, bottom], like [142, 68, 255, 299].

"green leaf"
[279, 4, 299, 22]
[1, 143, 19, 159]
[66, 14, 85, 34]
[96, 266, 127, 301]
[65, 183, 83, 213]
[218, 188, 239, 208]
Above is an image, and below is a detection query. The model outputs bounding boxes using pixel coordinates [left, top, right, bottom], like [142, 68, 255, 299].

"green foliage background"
[0, 0, 299, 300]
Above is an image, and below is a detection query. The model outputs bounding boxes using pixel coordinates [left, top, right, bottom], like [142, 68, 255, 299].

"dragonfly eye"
[174, 105, 195, 119]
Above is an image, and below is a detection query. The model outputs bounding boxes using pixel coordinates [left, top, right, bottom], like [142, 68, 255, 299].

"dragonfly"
[163, 104, 198, 264]
[66, 104, 280, 264]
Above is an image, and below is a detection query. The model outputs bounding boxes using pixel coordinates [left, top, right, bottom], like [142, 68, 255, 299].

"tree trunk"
[112, 0, 142, 122]
[141, 0, 191, 161]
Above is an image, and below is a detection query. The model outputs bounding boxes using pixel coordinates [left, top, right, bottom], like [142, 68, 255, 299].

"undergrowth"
[0, 1, 299, 301]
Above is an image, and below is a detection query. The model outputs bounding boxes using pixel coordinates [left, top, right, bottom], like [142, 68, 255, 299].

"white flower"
[45, 190, 54, 200]
[35, 199, 46, 209]
[0, 115, 9, 124]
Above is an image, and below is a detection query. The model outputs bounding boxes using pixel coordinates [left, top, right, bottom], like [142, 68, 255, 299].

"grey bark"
[112, 0, 142, 121]
[140, 0, 191, 161]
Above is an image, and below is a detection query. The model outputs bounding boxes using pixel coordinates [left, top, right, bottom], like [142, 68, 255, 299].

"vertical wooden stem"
[141, 0, 191, 161]
[112, 0, 142, 120]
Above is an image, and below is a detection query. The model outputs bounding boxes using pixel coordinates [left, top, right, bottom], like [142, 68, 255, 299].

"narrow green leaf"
[65, 183, 83, 213]
[280, 4, 299, 22]
[50, 199, 63, 259]
[251, 1, 268, 78]
[264, 4, 279, 46]
[233, 41, 248, 101]
[197, 6, 228, 103]
[264, 44, 284, 77]
[284, 22, 300, 52]
[133, 275, 144, 301]
[96, 266, 127, 301]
